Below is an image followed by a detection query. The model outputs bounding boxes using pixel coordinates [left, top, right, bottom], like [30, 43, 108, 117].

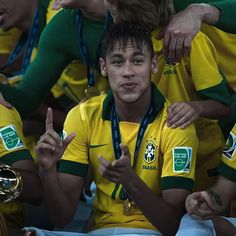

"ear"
[151, 54, 158, 74]
[99, 58, 107, 77]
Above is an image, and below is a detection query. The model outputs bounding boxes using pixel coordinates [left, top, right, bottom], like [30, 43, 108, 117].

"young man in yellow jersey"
[30, 22, 198, 236]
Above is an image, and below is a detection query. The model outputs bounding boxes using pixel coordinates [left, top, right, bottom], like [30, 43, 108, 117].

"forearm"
[173, 0, 236, 33]
[190, 100, 231, 119]
[17, 169, 43, 205]
[212, 216, 236, 236]
[123, 172, 184, 236]
[40, 168, 77, 227]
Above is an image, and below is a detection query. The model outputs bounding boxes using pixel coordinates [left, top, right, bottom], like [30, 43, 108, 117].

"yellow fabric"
[151, 30, 226, 191]
[0, 28, 21, 54]
[0, 105, 29, 229]
[201, 24, 236, 91]
[62, 94, 198, 230]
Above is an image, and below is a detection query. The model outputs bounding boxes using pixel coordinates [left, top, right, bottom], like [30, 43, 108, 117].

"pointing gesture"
[35, 108, 75, 171]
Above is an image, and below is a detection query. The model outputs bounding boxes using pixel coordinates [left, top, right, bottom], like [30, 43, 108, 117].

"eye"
[133, 57, 144, 64]
[111, 59, 123, 65]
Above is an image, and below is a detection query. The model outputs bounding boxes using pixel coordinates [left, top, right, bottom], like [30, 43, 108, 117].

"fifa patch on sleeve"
[172, 147, 192, 173]
[0, 125, 24, 150]
[223, 132, 236, 160]
[61, 130, 67, 141]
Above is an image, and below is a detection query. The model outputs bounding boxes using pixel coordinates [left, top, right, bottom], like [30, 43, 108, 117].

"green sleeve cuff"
[197, 78, 231, 106]
[161, 176, 194, 191]
[210, 1, 236, 34]
[58, 160, 89, 177]
[0, 149, 33, 166]
[218, 161, 236, 182]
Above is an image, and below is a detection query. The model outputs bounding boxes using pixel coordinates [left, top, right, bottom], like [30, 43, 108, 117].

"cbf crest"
[223, 131, 236, 160]
[144, 139, 157, 164]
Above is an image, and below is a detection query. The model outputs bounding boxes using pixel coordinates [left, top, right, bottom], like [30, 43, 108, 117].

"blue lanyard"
[111, 102, 154, 200]
[76, 10, 111, 87]
[0, 10, 39, 76]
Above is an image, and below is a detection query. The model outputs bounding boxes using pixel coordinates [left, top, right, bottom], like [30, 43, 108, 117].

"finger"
[183, 36, 192, 57]
[46, 107, 53, 131]
[163, 29, 171, 59]
[167, 104, 186, 126]
[39, 130, 62, 147]
[0, 92, 12, 109]
[98, 156, 112, 169]
[119, 143, 130, 157]
[63, 132, 76, 148]
[35, 142, 56, 153]
[175, 36, 185, 62]
[168, 34, 178, 64]
[171, 112, 194, 128]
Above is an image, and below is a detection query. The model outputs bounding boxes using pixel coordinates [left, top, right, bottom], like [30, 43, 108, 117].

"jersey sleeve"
[218, 124, 236, 182]
[173, 0, 236, 33]
[160, 124, 198, 191]
[0, 106, 32, 165]
[58, 104, 89, 177]
[189, 32, 231, 105]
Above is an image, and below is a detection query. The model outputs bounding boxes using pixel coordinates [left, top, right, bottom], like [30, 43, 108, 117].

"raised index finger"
[46, 107, 54, 131]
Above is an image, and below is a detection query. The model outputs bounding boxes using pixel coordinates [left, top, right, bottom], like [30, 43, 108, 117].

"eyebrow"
[108, 50, 145, 59]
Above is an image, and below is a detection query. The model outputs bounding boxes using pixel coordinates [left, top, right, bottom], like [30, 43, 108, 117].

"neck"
[19, 1, 38, 33]
[81, 0, 106, 21]
[114, 87, 152, 123]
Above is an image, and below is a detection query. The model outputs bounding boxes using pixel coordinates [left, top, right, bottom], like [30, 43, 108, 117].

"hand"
[98, 143, 133, 184]
[185, 191, 215, 220]
[35, 108, 75, 171]
[167, 102, 201, 129]
[159, 5, 202, 64]
[52, 0, 86, 10]
[0, 92, 12, 109]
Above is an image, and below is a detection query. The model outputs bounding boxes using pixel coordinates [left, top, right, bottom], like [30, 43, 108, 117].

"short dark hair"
[101, 22, 154, 59]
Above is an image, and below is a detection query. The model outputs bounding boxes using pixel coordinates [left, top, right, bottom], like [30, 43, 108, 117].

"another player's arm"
[36, 108, 80, 227]
[11, 159, 43, 205]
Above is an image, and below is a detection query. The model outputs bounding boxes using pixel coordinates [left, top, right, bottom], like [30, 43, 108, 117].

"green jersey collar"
[102, 83, 166, 123]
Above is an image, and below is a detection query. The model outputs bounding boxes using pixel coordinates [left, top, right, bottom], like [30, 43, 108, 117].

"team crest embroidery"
[144, 140, 156, 164]
[0, 125, 24, 150]
[223, 132, 236, 160]
[173, 147, 192, 173]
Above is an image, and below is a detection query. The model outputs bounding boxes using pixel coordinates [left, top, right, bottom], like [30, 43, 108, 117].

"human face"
[104, 0, 119, 23]
[100, 41, 157, 105]
[0, 0, 30, 31]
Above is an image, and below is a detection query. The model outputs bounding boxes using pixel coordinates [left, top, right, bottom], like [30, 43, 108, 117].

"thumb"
[63, 132, 76, 148]
[119, 143, 130, 159]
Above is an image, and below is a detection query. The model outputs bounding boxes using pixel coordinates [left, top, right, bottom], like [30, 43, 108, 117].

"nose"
[122, 61, 134, 78]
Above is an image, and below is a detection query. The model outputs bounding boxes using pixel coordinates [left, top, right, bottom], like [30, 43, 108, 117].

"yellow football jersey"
[151, 30, 228, 191]
[201, 24, 236, 92]
[0, 105, 33, 228]
[59, 86, 198, 231]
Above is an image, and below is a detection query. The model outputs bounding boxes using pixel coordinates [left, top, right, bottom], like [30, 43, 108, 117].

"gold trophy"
[0, 164, 23, 203]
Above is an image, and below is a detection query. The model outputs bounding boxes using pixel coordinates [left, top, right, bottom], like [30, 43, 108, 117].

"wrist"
[187, 3, 219, 25]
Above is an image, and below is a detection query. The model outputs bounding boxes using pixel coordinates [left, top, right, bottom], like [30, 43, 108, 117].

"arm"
[164, 0, 236, 63]
[186, 175, 236, 218]
[35, 108, 81, 227]
[12, 160, 43, 205]
[167, 100, 231, 129]
[99, 144, 190, 236]
[0, 10, 77, 119]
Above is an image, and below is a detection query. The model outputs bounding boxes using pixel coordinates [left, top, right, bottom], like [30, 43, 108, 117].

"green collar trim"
[102, 83, 166, 123]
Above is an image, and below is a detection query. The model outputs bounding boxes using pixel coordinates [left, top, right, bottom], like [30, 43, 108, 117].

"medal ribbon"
[76, 10, 111, 87]
[0, 10, 39, 76]
[111, 102, 154, 200]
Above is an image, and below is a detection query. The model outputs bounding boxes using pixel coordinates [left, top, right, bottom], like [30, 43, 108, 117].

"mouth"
[121, 82, 137, 89]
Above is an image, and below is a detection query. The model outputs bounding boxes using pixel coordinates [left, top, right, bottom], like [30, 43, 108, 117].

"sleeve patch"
[223, 132, 236, 160]
[0, 125, 24, 151]
[172, 147, 192, 173]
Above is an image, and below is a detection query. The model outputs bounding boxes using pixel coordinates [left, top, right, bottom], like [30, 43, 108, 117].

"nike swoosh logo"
[89, 144, 107, 148]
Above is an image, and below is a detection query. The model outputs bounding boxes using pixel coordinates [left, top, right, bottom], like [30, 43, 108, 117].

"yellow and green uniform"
[219, 124, 236, 182]
[59, 85, 198, 231]
[0, 105, 33, 229]
[151, 30, 230, 191]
